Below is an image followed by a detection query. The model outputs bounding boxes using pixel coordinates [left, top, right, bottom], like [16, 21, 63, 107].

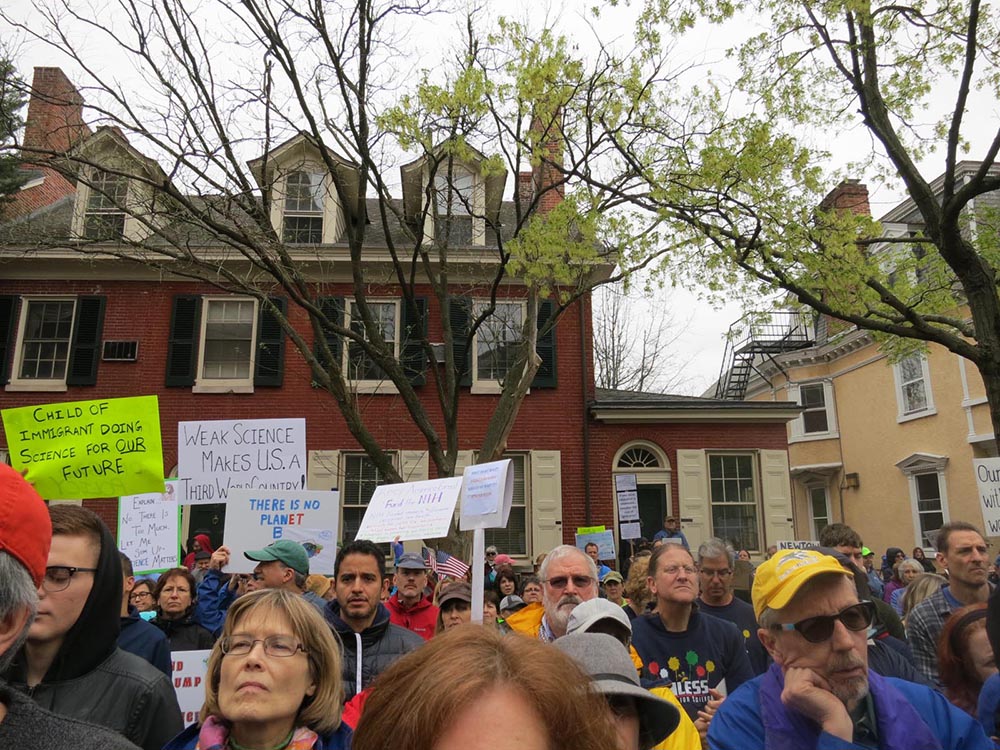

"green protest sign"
[2, 395, 165, 500]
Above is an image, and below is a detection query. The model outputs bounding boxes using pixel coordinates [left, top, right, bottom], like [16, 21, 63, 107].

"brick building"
[1, 68, 799, 564]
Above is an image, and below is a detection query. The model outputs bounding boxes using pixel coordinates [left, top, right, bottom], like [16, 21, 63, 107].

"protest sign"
[177, 418, 306, 503]
[974, 458, 1000, 536]
[577, 525, 606, 535]
[459, 459, 514, 531]
[2, 396, 164, 500]
[620, 522, 642, 540]
[575, 529, 616, 559]
[171, 650, 211, 726]
[616, 490, 639, 523]
[615, 473, 638, 493]
[223, 489, 339, 574]
[777, 540, 819, 550]
[118, 480, 180, 574]
[356, 476, 464, 543]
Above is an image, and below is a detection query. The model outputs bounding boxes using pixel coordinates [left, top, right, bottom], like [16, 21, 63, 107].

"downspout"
[581, 295, 593, 524]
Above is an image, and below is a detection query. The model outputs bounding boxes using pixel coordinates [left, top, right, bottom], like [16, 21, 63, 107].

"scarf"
[759, 663, 942, 749]
[196, 715, 319, 750]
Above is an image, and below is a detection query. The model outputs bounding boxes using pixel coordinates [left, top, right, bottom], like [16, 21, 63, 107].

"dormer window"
[283, 171, 324, 244]
[83, 170, 128, 241]
[434, 167, 474, 216]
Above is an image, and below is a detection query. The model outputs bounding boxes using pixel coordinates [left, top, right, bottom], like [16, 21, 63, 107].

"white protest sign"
[177, 419, 306, 504]
[620, 521, 642, 540]
[459, 459, 514, 531]
[172, 650, 211, 726]
[616, 490, 639, 523]
[356, 476, 464, 543]
[777, 540, 819, 550]
[615, 473, 637, 492]
[222, 489, 340, 574]
[118, 480, 179, 575]
[974, 458, 1000, 536]
[576, 530, 616, 559]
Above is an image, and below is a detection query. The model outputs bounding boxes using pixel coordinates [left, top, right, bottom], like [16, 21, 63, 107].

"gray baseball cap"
[396, 552, 428, 570]
[566, 597, 632, 640]
[556, 633, 680, 749]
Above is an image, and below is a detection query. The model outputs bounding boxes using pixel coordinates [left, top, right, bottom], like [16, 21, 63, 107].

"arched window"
[617, 446, 662, 469]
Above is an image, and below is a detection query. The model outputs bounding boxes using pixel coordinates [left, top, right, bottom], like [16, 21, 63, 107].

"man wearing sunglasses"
[506, 545, 600, 641]
[707, 548, 991, 749]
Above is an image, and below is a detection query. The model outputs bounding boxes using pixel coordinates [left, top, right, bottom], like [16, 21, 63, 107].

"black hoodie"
[3, 517, 182, 750]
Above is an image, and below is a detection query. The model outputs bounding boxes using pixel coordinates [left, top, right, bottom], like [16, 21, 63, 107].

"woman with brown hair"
[938, 603, 997, 717]
[494, 565, 519, 597]
[151, 567, 215, 651]
[352, 625, 620, 750]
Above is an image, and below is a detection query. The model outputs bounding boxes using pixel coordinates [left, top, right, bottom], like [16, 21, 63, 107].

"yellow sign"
[2, 396, 165, 500]
[576, 525, 606, 535]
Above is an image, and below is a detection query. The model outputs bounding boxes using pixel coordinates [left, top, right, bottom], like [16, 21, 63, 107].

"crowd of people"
[1, 464, 1000, 749]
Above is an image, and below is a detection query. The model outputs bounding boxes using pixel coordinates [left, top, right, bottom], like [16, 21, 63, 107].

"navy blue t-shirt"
[697, 596, 770, 675]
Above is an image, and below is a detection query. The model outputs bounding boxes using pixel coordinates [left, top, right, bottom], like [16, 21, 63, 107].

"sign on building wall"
[1, 395, 164, 500]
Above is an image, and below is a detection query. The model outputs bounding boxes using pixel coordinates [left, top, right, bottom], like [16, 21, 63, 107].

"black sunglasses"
[774, 601, 875, 643]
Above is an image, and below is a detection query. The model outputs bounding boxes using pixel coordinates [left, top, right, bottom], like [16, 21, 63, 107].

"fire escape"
[714, 312, 816, 400]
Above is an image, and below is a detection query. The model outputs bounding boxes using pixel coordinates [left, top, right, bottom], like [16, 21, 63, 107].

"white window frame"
[193, 296, 258, 394]
[707, 452, 762, 553]
[7, 297, 77, 393]
[471, 300, 527, 395]
[896, 453, 950, 549]
[81, 169, 129, 241]
[345, 299, 400, 394]
[434, 166, 475, 216]
[788, 381, 838, 442]
[893, 354, 936, 422]
[806, 484, 831, 540]
[341, 451, 396, 546]
[282, 171, 325, 244]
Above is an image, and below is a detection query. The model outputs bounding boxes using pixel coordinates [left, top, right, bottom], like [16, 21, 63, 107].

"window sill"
[193, 382, 254, 394]
[348, 381, 400, 395]
[897, 407, 937, 424]
[5, 380, 69, 393]
[471, 381, 529, 396]
[788, 431, 840, 444]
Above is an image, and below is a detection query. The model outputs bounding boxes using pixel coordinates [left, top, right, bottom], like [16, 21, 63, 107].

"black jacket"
[325, 601, 423, 700]
[152, 611, 215, 652]
[118, 607, 172, 677]
[2, 517, 183, 750]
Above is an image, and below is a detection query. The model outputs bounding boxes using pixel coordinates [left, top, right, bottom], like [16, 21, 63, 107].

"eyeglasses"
[774, 601, 875, 643]
[42, 566, 99, 593]
[699, 568, 732, 579]
[130, 591, 153, 600]
[660, 565, 697, 577]
[544, 575, 596, 589]
[220, 634, 307, 658]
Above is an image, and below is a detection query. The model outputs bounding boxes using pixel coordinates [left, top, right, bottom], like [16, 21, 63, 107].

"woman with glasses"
[129, 578, 156, 612]
[151, 567, 215, 651]
[164, 588, 351, 750]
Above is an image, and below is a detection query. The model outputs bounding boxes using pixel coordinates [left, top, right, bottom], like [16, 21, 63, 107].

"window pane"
[283, 216, 323, 244]
[202, 300, 254, 380]
[19, 301, 74, 380]
[903, 381, 927, 413]
[434, 169, 473, 215]
[484, 455, 527, 555]
[348, 302, 397, 381]
[709, 453, 759, 551]
[800, 384, 825, 408]
[802, 409, 829, 433]
[285, 172, 324, 212]
[711, 504, 759, 551]
[84, 171, 127, 240]
[476, 302, 523, 381]
[899, 355, 923, 383]
[343, 454, 388, 507]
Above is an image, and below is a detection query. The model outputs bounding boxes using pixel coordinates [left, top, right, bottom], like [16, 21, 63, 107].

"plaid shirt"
[906, 588, 957, 689]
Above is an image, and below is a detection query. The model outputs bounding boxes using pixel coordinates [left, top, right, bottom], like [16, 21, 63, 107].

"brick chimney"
[530, 112, 564, 213]
[22, 67, 90, 156]
[819, 179, 870, 217]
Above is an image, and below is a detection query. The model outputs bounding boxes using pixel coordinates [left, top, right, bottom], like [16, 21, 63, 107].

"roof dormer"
[399, 145, 506, 247]
[247, 133, 360, 246]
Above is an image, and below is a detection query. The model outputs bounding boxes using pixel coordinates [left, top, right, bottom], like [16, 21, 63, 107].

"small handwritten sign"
[223, 489, 340, 574]
[2, 396, 164, 500]
[118, 480, 180, 574]
[177, 418, 306, 504]
[459, 460, 514, 531]
[356, 476, 464, 543]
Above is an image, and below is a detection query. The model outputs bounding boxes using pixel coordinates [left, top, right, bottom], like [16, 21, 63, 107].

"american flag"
[422, 546, 470, 578]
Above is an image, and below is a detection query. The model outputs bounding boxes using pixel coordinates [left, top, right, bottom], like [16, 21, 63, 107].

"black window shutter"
[531, 299, 557, 388]
[315, 297, 344, 373]
[0, 296, 16, 385]
[66, 296, 106, 386]
[166, 295, 201, 387]
[254, 297, 287, 387]
[401, 297, 428, 386]
[449, 298, 472, 386]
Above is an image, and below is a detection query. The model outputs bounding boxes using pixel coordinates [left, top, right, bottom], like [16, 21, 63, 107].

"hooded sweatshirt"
[3, 518, 183, 750]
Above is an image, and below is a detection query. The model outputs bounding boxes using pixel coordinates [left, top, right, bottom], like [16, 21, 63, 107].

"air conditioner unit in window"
[102, 340, 139, 361]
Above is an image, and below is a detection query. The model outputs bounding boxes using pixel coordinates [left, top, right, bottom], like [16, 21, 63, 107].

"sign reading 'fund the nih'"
[973, 458, 1000, 535]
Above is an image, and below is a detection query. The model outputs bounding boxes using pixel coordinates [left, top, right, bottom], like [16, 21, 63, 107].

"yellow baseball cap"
[752, 549, 852, 621]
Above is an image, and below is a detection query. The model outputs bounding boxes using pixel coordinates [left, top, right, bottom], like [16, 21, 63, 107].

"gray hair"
[697, 538, 736, 567]
[0, 552, 39, 672]
[898, 559, 924, 576]
[539, 545, 598, 581]
[293, 569, 309, 590]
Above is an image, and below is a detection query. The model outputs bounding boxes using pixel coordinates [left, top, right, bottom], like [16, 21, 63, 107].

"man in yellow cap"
[706, 549, 990, 749]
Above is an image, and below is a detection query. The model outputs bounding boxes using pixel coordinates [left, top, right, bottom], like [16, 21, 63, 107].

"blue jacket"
[117, 607, 172, 677]
[708, 664, 991, 749]
[163, 721, 352, 749]
[195, 570, 238, 637]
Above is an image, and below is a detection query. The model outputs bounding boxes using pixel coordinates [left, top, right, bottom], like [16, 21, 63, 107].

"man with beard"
[324, 539, 423, 700]
[908, 522, 993, 688]
[631, 543, 752, 725]
[506, 545, 599, 641]
[708, 549, 990, 749]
